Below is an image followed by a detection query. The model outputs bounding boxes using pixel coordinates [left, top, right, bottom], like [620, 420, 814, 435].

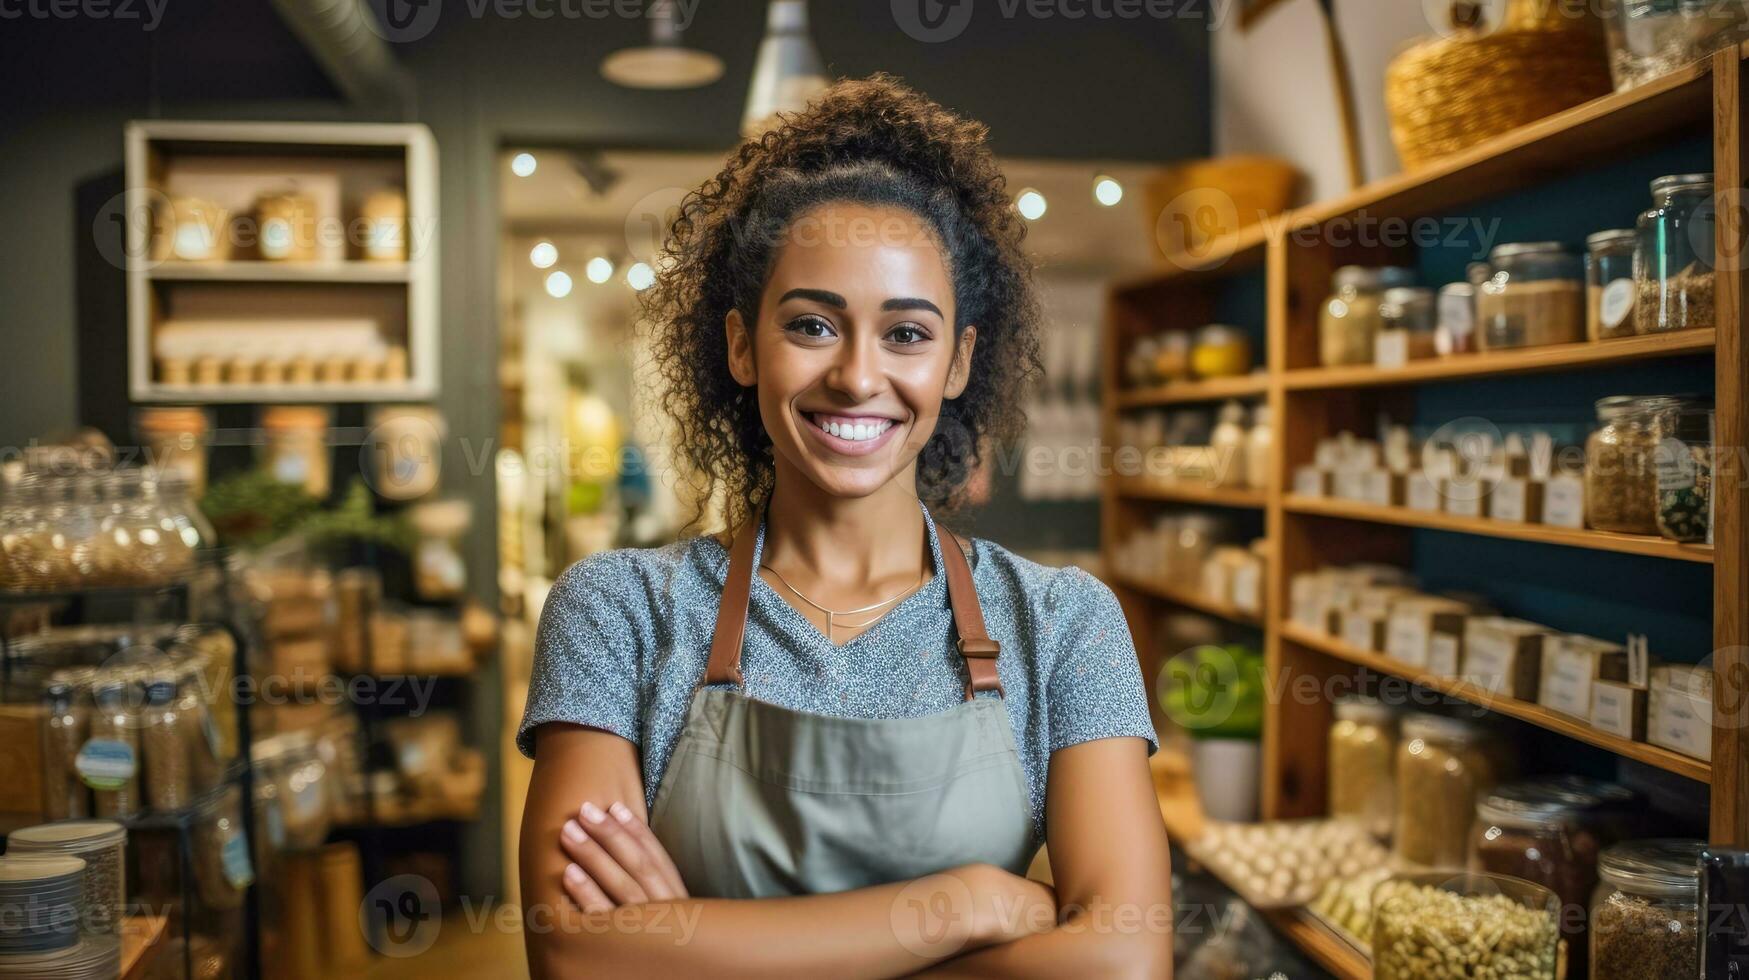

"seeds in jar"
[1372, 881, 1559, 980]
[1477, 279, 1584, 349]
[1591, 888, 1697, 979]
[1637, 260, 1715, 333]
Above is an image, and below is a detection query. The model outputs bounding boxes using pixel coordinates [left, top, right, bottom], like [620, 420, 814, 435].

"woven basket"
[1385, 0, 1612, 171]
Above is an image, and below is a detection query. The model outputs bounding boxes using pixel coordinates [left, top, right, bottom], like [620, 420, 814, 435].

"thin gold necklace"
[760, 562, 926, 635]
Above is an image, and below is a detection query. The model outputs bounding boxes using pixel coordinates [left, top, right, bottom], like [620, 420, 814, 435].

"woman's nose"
[827, 338, 884, 400]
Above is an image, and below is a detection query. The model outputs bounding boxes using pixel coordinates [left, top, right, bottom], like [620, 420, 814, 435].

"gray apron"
[648, 508, 1036, 898]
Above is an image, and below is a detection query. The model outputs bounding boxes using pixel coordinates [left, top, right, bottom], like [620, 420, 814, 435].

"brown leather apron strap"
[702, 506, 1003, 699]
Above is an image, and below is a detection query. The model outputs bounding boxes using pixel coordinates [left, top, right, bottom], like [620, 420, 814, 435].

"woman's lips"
[800, 411, 901, 457]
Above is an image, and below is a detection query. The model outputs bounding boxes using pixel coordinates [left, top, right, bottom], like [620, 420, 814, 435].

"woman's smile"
[799, 409, 903, 455]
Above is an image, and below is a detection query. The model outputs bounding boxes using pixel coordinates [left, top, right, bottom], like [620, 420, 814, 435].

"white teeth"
[811, 415, 891, 442]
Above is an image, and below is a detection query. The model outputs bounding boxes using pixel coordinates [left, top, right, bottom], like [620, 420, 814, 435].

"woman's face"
[725, 202, 976, 501]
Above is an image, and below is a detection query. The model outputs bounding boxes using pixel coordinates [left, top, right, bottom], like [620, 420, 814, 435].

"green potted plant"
[1158, 643, 1266, 822]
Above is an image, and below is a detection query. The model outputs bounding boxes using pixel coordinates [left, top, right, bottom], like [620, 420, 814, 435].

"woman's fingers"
[605, 801, 690, 899]
[559, 817, 650, 906]
[575, 801, 683, 901]
[561, 862, 613, 913]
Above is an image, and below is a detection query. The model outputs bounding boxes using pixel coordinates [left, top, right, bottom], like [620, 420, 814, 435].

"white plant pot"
[1191, 737, 1261, 823]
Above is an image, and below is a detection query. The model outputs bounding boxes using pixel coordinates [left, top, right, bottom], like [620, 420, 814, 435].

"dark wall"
[0, 0, 1211, 896]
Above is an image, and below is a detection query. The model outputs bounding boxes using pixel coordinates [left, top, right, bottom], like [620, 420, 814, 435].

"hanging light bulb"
[742, 0, 829, 138]
[511, 153, 538, 177]
[1016, 189, 1047, 221]
[626, 262, 656, 290]
[585, 256, 615, 284]
[529, 242, 558, 269]
[602, 0, 724, 89]
[1093, 176, 1123, 206]
[545, 271, 573, 298]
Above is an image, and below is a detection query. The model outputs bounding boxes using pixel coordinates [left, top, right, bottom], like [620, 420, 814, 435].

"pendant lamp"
[741, 0, 829, 137]
[602, 0, 724, 89]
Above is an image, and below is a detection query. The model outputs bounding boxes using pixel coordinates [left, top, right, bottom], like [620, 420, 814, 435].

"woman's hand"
[556, 800, 690, 911]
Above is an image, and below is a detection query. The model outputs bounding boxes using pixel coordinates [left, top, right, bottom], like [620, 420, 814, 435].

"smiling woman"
[516, 74, 1173, 979]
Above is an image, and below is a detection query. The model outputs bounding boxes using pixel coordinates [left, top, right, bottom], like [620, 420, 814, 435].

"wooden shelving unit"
[1116, 372, 1268, 407]
[1103, 45, 1749, 978]
[1109, 571, 1262, 626]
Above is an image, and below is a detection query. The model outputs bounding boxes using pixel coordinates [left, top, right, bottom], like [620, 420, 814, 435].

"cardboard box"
[1405, 471, 1442, 512]
[1293, 465, 1331, 498]
[1341, 611, 1388, 652]
[1539, 635, 1629, 721]
[1648, 665, 1714, 762]
[1462, 618, 1549, 701]
[1443, 478, 1485, 518]
[1488, 477, 1544, 524]
[1386, 598, 1469, 669]
[1541, 472, 1586, 529]
[1590, 680, 1647, 741]
[1360, 470, 1406, 508]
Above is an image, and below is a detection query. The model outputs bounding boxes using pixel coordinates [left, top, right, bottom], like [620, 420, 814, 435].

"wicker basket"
[1143, 155, 1299, 262]
[1385, 0, 1612, 171]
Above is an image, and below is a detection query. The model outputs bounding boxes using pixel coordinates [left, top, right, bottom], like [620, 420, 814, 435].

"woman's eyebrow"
[882, 297, 943, 317]
[778, 287, 847, 308]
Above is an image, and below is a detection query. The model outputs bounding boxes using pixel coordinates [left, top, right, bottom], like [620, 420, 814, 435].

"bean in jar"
[1585, 395, 1675, 536]
[1591, 838, 1703, 980]
[1477, 242, 1585, 350]
[41, 672, 90, 821]
[1372, 872, 1560, 980]
[1585, 229, 1638, 341]
[1327, 696, 1397, 840]
[83, 669, 143, 820]
[1395, 714, 1506, 868]
[1652, 403, 1714, 543]
[1319, 266, 1415, 367]
[1636, 173, 1715, 334]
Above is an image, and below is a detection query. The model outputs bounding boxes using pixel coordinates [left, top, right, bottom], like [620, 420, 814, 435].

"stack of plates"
[0, 936, 121, 978]
[0, 856, 85, 956]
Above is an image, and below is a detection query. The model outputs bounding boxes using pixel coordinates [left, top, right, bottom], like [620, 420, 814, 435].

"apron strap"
[702, 505, 1004, 699]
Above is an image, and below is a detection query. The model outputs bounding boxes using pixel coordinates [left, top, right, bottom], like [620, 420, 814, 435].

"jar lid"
[1476, 776, 1638, 828]
[1650, 173, 1713, 197]
[1598, 839, 1705, 898]
[7, 819, 126, 850]
[1400, 712, 1487, 745]
[0, 855, 85, 883]
[1488, 241, 1571, 261]
[136, 407, 209, 436]
[1381, 286, 1434, 305]
[1332, 266, 1417, 290]
[1333, 694, 1398, 725]
[1585, 228, 1637, 250]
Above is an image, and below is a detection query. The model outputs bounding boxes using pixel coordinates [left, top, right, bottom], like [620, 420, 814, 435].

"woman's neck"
[759, 468, 929, 594]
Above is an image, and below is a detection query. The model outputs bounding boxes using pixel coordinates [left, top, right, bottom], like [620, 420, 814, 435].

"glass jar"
[1586, 229, 1639, 340]
[1477, 242, 1585, 350]
[410, 499, 472, 602]
[367, 405, 445, 502]
[84, 669, 142, 820]
[1168, 514, 1222, 592]
[5, 818, 128, 938]
[1377, 286, 1437, 363]
[1190, 324, 1252, 378]
[260, 405, 332, 499]
[1586, 395, 1676, 535]
[154, 469, 215, 556]
[1211, 401, 1249, 490]
[193, 784, 252, 911]
[1436, 281, 1478, 356]
[1636, 173, 1716, 333]
[1606, 1, 1749, 92]
[135, 406, 210, 498]
[1319, 266, 1415, 366]
[1245, 403, 1272, 492]
[41, 674, 90, 821]
[0, 473, 43, 591]
[139, 472, 195, 582]
[1469, 777, 1641, 975]
[1394, 714, 1506, 868]
[1373, 871, 1560, 980]
[1652, 403, 1715, 543]
[1590, 838, 1704, 980]
[1328, 696, 1397, 840]
[141, 671, 190, 811]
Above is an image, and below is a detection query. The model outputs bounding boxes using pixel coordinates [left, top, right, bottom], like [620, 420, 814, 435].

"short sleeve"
[1043, 566, 1160, 756]
[516, 551, 650, 759]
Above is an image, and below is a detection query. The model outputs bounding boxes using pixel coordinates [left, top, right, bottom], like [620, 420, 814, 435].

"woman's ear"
[725, 309, 757, 387]
[944, 325, 977, 399]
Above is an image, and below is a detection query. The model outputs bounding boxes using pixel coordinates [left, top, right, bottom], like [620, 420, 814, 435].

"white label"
[1656, 437, 1698, 492]
[1543, 475, 1585, 528]
[1293, 467, 1326, 498]
[1540, 651, 1591, 719]
[1406, 473, 1441, 512]
[221, 830, 256, 889]
[1375, 330, 1409, 369]
[1360, 471, 1395, 507]
[1343, 614, 1379, 651]
[1601, 278, 1635, 330]
[365, 217, 403, 259]
[260, 217, 293, 259]
[1387, 614, 1429, 667]
[1445, 490, 1483, 518]
[1491, 479, 1528, 523]
[173, 220, 217, 261]
[1590, 684, 1641, 739]
[1428, 633, 1461, 676]
[272, 453, 309, 486]
[1232, 563, 1261, 614]
[1334, 470, 1368, 501]
[1438, 293, 1475, 354]
[1649, 689, 1713, 761]
[76, 739, 137, 790]
[1463, 633, 1515, 696]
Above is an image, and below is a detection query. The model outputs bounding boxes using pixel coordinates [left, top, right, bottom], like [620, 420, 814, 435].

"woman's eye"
[888, 324, 928, 345]
[785, 316, 836, 339]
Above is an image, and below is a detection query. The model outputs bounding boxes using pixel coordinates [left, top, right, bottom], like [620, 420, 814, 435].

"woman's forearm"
[907, 907, 1173, 979]
[523, 863, 1055, 980]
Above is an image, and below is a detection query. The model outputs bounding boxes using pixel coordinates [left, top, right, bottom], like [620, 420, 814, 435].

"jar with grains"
[1585, 229, 1638, 341]
[1469, 776, 1641, 977]
[1586, 395, 1677, 535]
[1372, 871, 1560, 980]
[1652, 403, 1714, 543]
[0, 473, 44, 591]
[135, 407, 210, 498]
[175, 653, 225, 795]
[1636, 173, 1716, 333]
[1378, 286, 1438, 362]
[1477, 242, 1585, 350]
[260, 406, 332, 500]
[141, 671, 191, 811]
[368, 405, 445, 502]
[1319, 266, 1416, 367]
[1328, 696, 1398, 840]
[85, 670, 142, 819]
[1606, 0, 1749, 91]
[1591, 838, 1703, 980]
[6, 819, 128, 937]
[41, 672, 91, 820]
[1394, 714, 1508, 868]
[194, 785, 252, 911]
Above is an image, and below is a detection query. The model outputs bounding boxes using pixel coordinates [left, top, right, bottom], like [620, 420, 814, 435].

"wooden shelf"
[148, 260, 412, 283]
[136, 382, 435, 403]
[1116, 373, 1268, 407]
[1284, 494, 1716, 563]
[122, 913, 168, 980]
[1282, 623, 1712, 783]
[1263, 909, 1369, 980]
[1114, 480, 1267, 509]
[1288, 48, 1720, 228]
[1110, 571, 1263, 625]
[1283, 329, 1716, 390]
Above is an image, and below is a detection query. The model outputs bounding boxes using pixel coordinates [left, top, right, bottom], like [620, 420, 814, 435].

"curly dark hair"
[639, 73, 1044, 532]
